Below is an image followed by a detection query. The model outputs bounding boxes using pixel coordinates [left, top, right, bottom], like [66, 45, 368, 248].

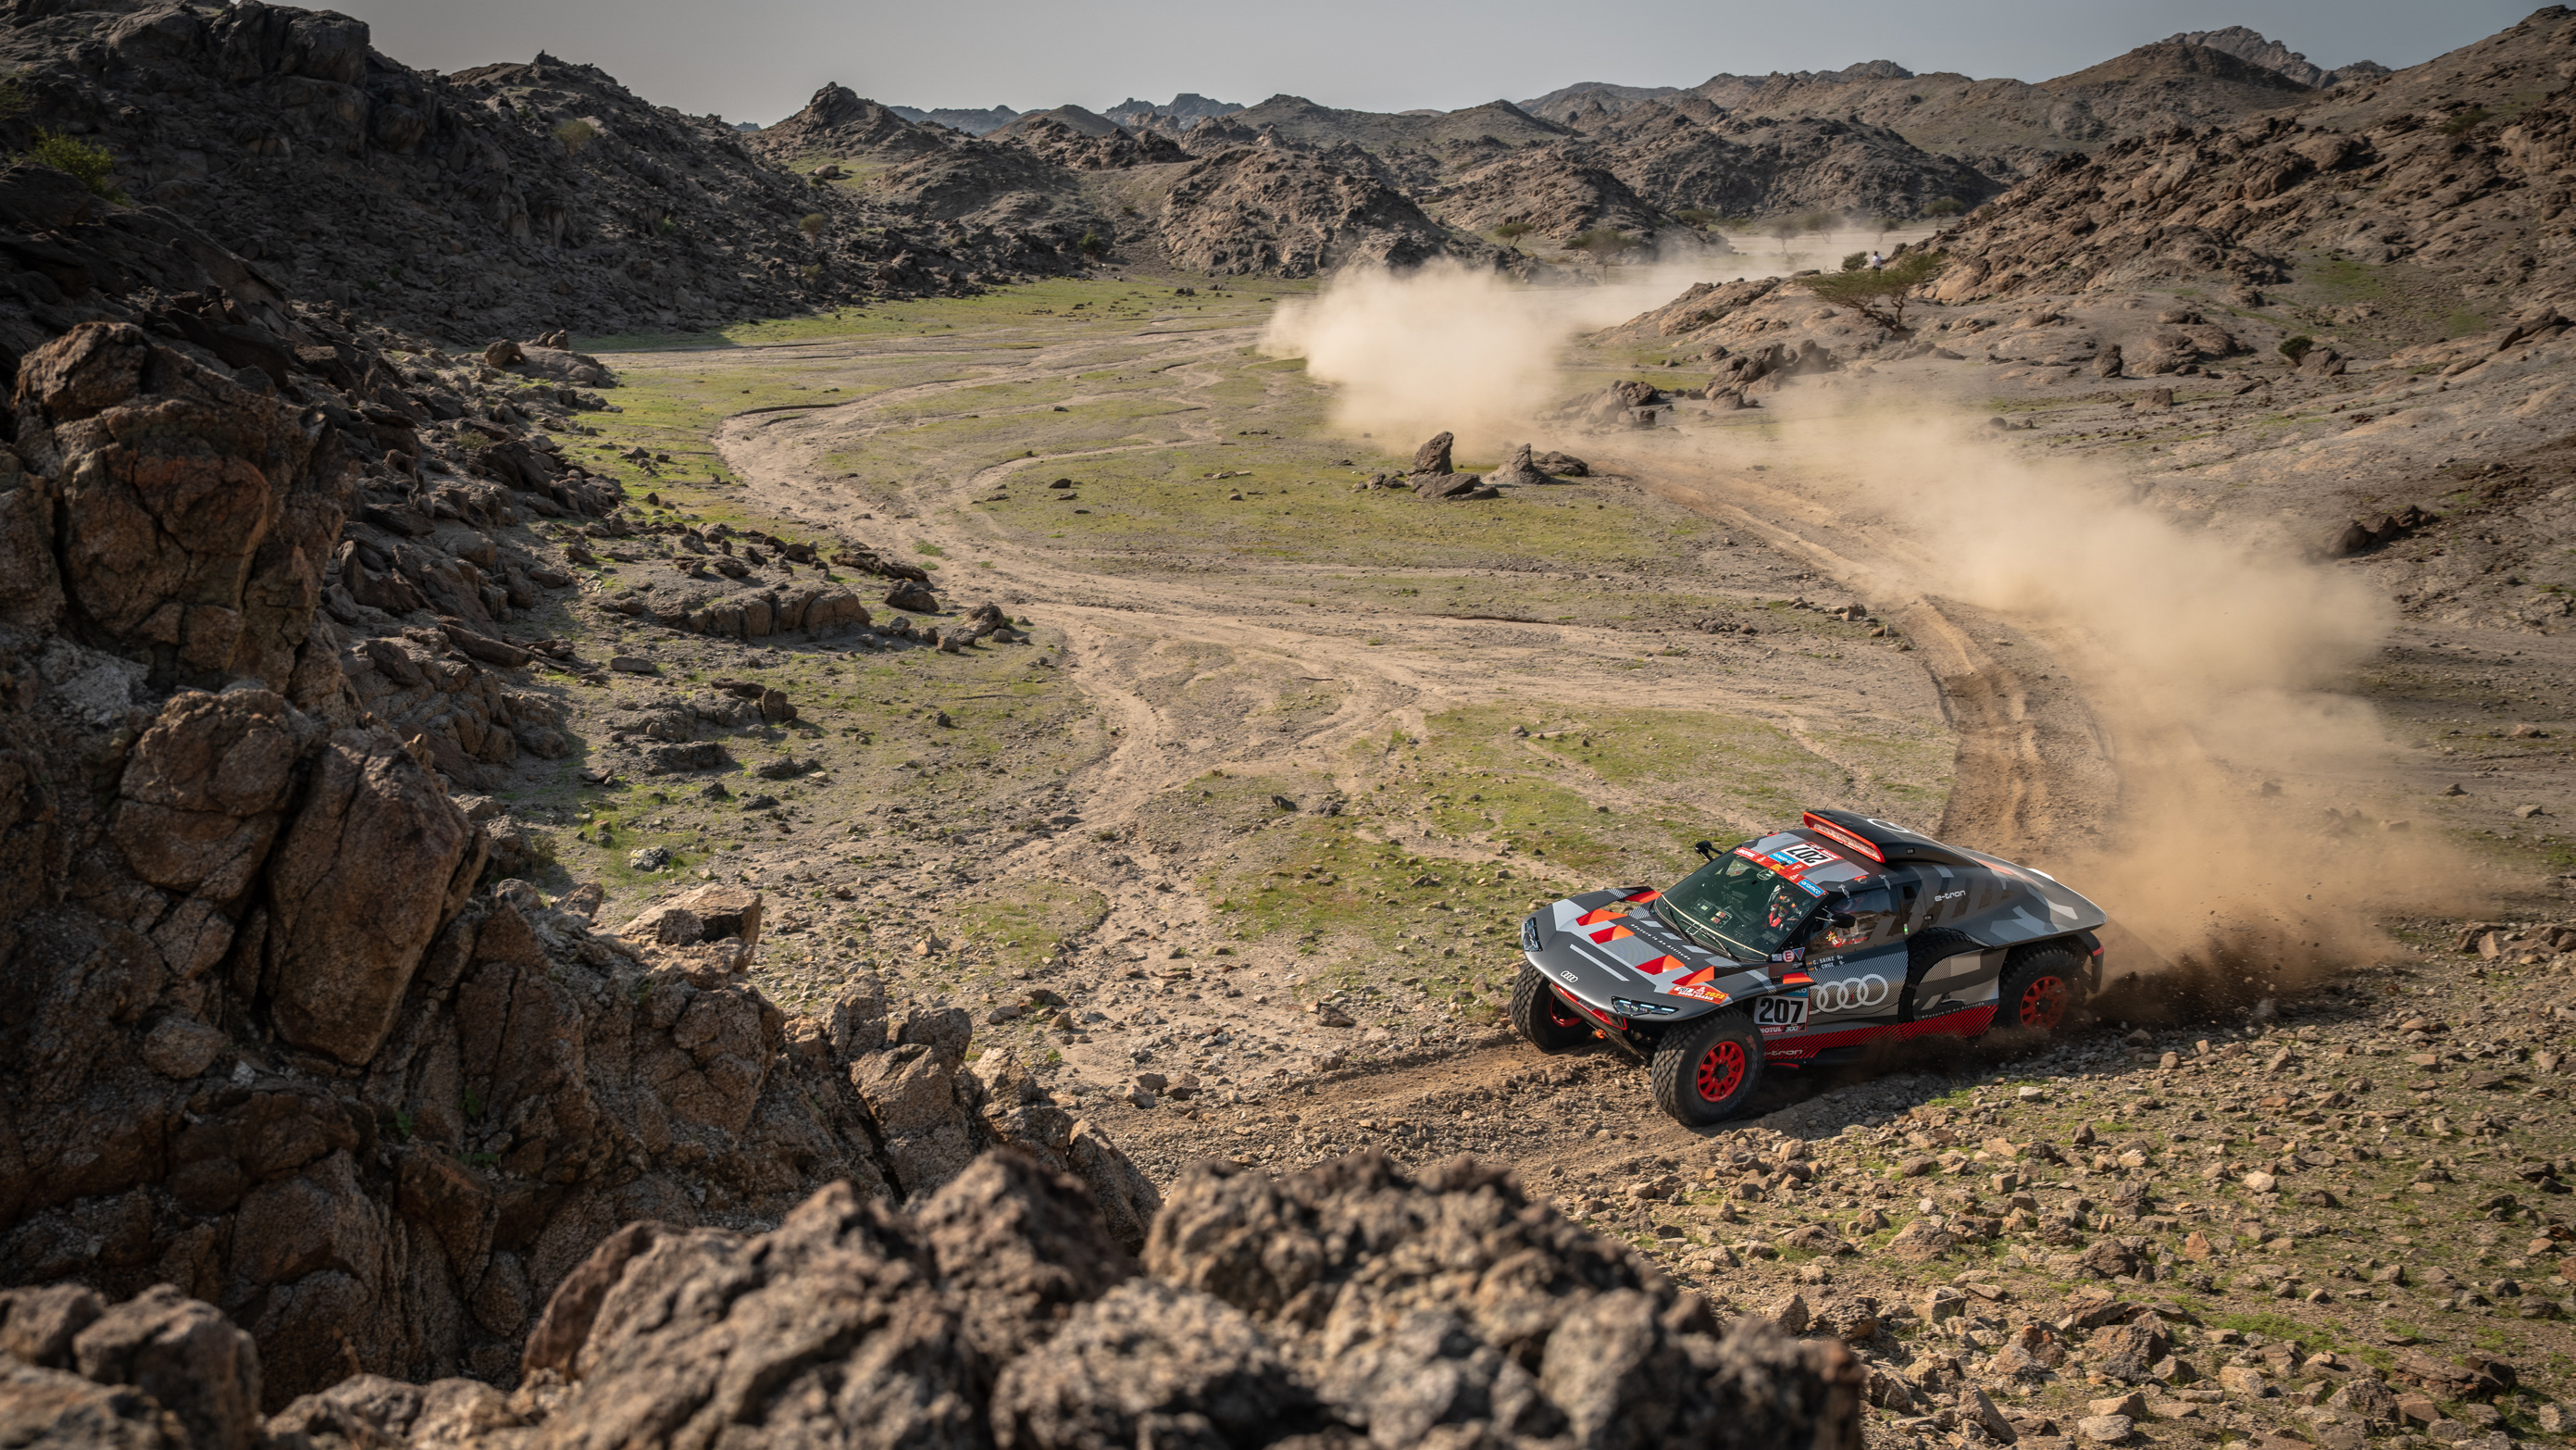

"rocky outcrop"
[1917, 9, 2576, 319]
[0, 318, 1155, 1409]
[6, 1152, 1863, 1450]
[1158, 149, 1462, 278]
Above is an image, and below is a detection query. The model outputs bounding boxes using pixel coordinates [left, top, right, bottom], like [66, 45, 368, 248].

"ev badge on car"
[1809, 974, 1893, 1013]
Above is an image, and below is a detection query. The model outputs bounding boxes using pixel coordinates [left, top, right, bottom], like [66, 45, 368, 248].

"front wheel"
[1993, 944, 2084, 1035]
[1511, 966, 1595, 1053]
[1650, 1010, 1765, 1126]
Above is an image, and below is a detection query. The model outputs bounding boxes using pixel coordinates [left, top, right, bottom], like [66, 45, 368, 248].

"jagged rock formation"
[5, 1151, 1864, 1450]
[0, 5, 1051, 343]
[1001, 116, 1189, 172]
[1102, 94, 1246, 138]
[1515, 81, 1687, 129]
[1157, 150, 1458, 277]
[886, 104, 1021, 135]
[1914, 7, 2576, 321]
[0, 176, 1157, 1410]
[2162, 26, 2387, 89]
[1683, 37, 2324, 181]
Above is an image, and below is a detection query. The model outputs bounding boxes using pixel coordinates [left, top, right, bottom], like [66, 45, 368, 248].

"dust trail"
[1263, 265, 2480, 1006]
[1675, 398, 2469, 1007]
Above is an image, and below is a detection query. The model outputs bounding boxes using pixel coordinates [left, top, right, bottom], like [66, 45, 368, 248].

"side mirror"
[1693, 840, 1718, 860]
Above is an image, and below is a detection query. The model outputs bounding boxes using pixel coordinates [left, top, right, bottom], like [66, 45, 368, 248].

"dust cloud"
[1711, 401, 2461, 1013]
[1263, 236, 1933, 458]
[1264, 261, 2475, 1014]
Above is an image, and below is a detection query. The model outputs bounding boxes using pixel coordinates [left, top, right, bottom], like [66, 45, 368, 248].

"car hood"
[1524, 887, 1775, 1019]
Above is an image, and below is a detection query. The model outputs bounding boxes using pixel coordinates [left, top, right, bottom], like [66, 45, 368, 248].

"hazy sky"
[327, 0, 2543, 126]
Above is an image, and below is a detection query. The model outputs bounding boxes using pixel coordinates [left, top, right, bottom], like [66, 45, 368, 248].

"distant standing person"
[1869, 251, 1885, 270]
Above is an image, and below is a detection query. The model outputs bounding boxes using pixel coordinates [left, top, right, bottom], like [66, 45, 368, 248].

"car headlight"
[1521, 915, 1542, 951]
[1612, 998, 1679, 1017]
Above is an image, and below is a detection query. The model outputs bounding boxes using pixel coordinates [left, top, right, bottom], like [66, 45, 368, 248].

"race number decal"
[1751, 994, 1810, 1031]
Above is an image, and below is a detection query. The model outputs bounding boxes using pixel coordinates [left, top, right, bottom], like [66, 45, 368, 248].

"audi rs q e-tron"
[1510, 809, 2108, 1126]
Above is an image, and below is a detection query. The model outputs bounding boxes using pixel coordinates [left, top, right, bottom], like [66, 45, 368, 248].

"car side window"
[1818, 886, 1898, 951]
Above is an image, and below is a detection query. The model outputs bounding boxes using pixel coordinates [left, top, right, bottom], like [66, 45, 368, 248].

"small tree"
[1873, 214, 1901, 243]
[2279, 335, 2316, 363]
[1674, 208, 1717, 230]
[1768, 218, 1798, 261]
[27, 131, 120, 202]
[1841, 251, 1868, 272]
[1076, 231, 1106, 258]
[1798, 210, 1837, 236]
[799, 211, 827, 240]
[1924, 197, 1966, 219]
[1569, 229, 1637, 260]
[554, 119, 598, 155]
[1798, 250, 1948, 330]
[1492, 220, 1533, 251]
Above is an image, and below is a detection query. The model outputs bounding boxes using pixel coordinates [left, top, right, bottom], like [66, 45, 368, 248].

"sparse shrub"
[554, 118, 598, 154]
[655, 215, 676, 236]
[2279, 334, 2316, 362]
[1493, 220, 1534, 243]
[1797, 210, 1837, 235]
[1798, 250, 1948, 329]
[1873, 214, 1901, 238]
[2436, 107, 2492, 135]
[798, 211, 827, 239]
[1120, 204, 1139, 217]
[1674, 208, 1717, 229]
[0, 72, 30, 122]
[1842, 251, 1868, 272]
[26, 131, 121, 201]
[1569, 228, 1636, 257]
[1924, 197, 1966, 218]
[1076, 231, 1106, 257]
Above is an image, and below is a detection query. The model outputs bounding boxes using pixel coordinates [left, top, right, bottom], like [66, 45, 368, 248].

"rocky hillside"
[753, 84, 1473, 279]
[1914, 6, 2576, 323]
[0, 4, 1084, 344]
[4, 1151, 1861, 1450]
[0, 105, 1160, 1408]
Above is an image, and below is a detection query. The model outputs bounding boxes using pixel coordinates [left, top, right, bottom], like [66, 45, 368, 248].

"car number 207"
[1751, 995, 1810, 1030]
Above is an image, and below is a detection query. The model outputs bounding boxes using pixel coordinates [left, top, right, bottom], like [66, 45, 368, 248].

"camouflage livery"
[1513, 809, 2108, 1124]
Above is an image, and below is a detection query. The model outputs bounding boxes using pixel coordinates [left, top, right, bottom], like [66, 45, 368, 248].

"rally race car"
[1512, 809, 2108, 1126]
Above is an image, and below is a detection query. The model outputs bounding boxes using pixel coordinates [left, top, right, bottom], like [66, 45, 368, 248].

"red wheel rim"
[2017, 975, 2069, 1031]
[1547, 997, 1587, 1030]
[1697, 1041, 1747, 1103]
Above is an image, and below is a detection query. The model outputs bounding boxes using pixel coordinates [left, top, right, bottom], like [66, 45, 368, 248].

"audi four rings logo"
[1809, 974, 1893, 1012]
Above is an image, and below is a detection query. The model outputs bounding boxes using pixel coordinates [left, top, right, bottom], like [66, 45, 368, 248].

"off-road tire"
[1650, 1009, 1765, 1126]
[1511, 966, 1595, 1054]
[1992, 942, 2084, 1036]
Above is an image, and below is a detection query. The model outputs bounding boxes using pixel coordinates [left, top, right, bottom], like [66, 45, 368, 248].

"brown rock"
[884, 578, 939, 613]
[617, 882, 763, 949]
[1411, 431, 1454, 475]
[1886, 1219, 1955, 1262]
[71, 1285, 263, 1450]
[0, 1360, 189, 1450]
[0, 1284, 106, 1369]
[264, 729, 477, 1064]
[110, 689, 304, 899]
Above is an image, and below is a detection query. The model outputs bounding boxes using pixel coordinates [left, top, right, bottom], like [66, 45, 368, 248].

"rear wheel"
[1650, 1010, 1765, 1126]
[1994, 944, 2084, 1034]
[1511, 966, 1595, 1053]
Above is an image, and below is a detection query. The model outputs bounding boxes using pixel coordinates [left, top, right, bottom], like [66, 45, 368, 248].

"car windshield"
[1652, 854, 1819, 960]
